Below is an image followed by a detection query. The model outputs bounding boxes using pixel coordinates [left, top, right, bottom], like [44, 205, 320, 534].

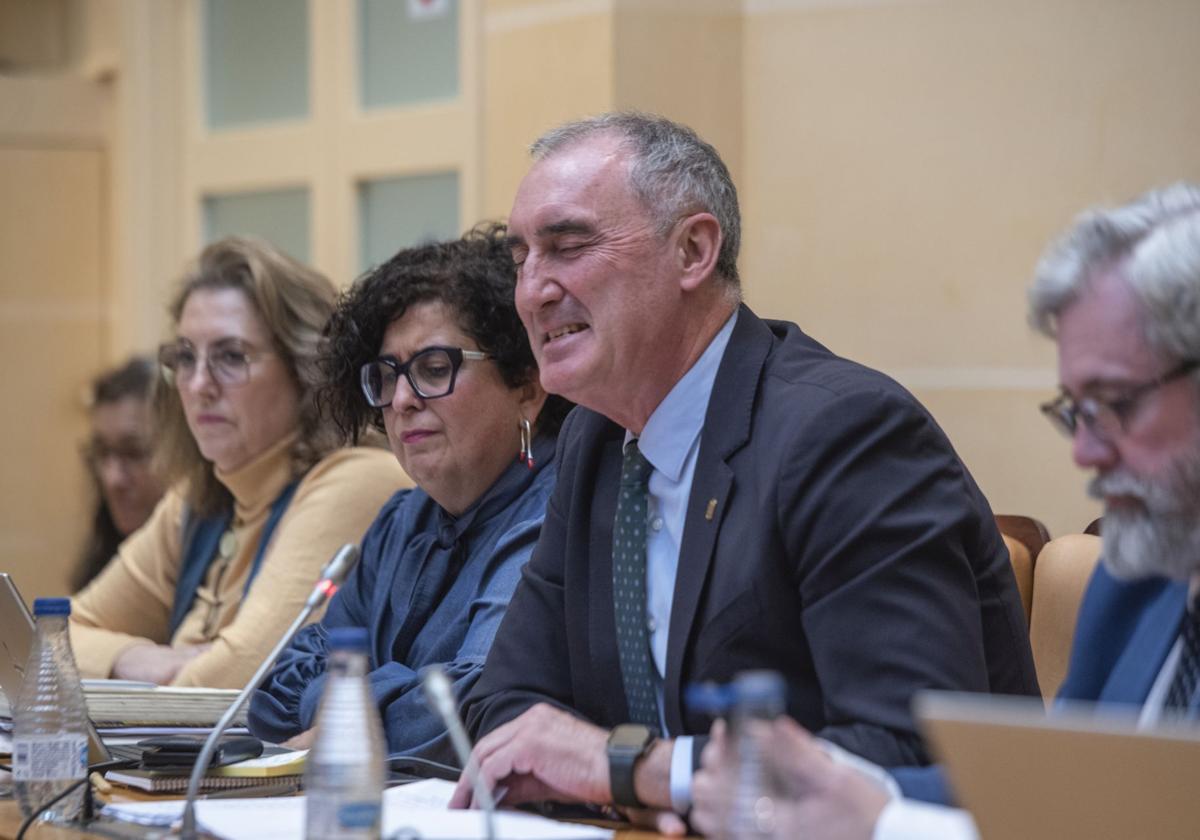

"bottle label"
[11, 735, 87, 781]
[337, 801, 381, 828]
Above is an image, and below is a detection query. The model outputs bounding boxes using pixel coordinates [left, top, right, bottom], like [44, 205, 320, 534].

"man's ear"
[674, 212, 722, 292]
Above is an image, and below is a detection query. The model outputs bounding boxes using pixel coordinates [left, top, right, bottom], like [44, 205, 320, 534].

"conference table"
[0, 798, 671, 839]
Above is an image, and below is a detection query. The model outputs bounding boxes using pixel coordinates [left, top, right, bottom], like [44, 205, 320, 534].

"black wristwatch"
[607, 724, 656, 808]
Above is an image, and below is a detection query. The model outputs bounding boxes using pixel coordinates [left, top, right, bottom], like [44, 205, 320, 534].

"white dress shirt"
[622, 310, 737, 813]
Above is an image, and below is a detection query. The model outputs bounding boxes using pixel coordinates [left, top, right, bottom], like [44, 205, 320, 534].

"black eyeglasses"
[1040, 359, 1200, 442]
[159, 339, 271, 389]
[359, 346, 492, 407]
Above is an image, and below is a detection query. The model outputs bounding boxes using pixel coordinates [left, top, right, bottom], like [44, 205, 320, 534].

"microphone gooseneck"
[421, 665, 496, 840]
[177, 544, 360, 839]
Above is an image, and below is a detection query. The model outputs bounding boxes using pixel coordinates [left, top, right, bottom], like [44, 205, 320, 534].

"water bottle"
[12, 598, 89, 823]
[304, 626, 385, 840]
[725, 670, 787, 840]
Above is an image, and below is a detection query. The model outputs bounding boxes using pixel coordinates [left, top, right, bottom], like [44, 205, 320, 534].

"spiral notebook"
[104, 767, 302, 794]
[105, 748, 307, 792]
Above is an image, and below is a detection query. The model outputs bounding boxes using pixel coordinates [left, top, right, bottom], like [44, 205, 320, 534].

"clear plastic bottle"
[725, 670, 787, 840]
[12, 597, 89, 823]
[304, 626, 386, 840]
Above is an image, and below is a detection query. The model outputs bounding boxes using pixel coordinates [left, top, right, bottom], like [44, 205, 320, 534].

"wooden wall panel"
[0, 146, 106, 600]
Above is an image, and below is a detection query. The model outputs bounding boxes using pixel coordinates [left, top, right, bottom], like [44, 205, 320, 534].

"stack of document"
[0, 679, 244, 728]
[105, 749, 308, 793]
[81, 679, 244, 727]
[102, 779, 613, 839]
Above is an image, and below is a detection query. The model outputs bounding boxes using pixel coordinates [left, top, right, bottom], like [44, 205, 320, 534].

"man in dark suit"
[688, 182, 1200, 838]
[450, 112, 1036, 829]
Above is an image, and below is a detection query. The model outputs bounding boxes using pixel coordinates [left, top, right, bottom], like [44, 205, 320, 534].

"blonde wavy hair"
[153, 237, 339, 516]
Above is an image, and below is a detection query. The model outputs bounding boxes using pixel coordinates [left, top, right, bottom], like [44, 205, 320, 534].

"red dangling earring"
[518, 417, 534, 469]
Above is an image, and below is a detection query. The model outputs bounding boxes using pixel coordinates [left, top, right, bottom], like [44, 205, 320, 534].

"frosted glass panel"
[204, 187, 310, 263]
[359, 172, 459, 270]
[205, 0, 309, 129]
[359, 0, 459, 109]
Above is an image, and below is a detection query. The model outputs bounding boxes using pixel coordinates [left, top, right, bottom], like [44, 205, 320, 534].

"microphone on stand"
[177, 544, 360, 839]
[421, 665, 496, 840]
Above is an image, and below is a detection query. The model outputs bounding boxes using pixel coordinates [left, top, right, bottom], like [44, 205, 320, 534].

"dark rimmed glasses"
[1040, 359, 1200, 442]
[158, 339, 272, 389]
[360, 346, 492, 407]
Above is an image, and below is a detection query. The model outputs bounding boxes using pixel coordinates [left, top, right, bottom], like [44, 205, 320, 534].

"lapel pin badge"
[705, 498, 718, 521]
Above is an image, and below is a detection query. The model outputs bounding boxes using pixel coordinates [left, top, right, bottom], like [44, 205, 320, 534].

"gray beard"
[1089, 451, 1200, 582]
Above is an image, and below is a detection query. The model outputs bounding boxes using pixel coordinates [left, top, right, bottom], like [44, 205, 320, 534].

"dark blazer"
[464, 305, 1038, 767]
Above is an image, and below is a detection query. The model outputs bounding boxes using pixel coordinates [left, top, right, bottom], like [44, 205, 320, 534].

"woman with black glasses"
[248, 223, 571, 763]
[69, 237, 406, 688]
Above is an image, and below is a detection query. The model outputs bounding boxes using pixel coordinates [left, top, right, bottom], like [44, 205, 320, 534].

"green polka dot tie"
[612, 440, 660, 729]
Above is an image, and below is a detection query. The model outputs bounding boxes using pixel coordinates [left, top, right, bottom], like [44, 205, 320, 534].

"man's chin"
[1101, 509, 1200, 582]
[538, 361, 592, 405]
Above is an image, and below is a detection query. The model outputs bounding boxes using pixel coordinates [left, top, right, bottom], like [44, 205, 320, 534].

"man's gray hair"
[530, 112, 741, 287]
[1029, 182, 1200, 364]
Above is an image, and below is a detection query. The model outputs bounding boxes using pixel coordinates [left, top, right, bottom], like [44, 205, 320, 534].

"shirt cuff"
[873, 799, 979, 840]
[668, 736, 693, 813]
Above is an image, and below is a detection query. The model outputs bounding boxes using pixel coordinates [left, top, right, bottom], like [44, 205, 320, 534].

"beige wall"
[481, 0, 616, 219]
[0, 144, 106, 600]
[740, 0, 1200, 536]
[0, 1, 115, 598]
[5, 0, 1200, 569]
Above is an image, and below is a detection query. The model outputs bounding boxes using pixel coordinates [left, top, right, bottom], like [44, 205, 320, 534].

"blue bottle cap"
[685, 681, 736, 715]
[32, 597, 71, 617]
[328, 626, 369, 652]
[732, 670, 787, 704]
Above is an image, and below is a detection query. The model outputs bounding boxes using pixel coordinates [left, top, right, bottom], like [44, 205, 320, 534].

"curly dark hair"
[321, 222, 572, 442]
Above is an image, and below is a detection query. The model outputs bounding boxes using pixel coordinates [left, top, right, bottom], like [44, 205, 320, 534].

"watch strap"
[608, 724, 654, 808]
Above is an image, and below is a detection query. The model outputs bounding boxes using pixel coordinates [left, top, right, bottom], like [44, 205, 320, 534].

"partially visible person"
[70, 237, 407, 688]
[693, 717, 964, 840]
[453, 113, 1035, 829]
[248, 224, 571, 762]
[692, 182, 1200, 839]
[73, 356, 164, 592]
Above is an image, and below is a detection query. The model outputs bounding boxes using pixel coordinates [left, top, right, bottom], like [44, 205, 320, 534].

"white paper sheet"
[101, 779, 613, 839]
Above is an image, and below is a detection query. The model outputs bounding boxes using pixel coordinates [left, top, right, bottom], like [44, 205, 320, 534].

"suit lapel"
[663, 306, 773, 733]
[1102, 583, 1188, 705]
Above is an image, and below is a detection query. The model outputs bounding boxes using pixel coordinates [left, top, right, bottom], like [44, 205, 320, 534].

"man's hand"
[112, 642, 209, 684]
[693, 717, 889, 840]
[448, 704, 610, 809]
[618, 806, 688, 836]
[691, 719, 736, 834]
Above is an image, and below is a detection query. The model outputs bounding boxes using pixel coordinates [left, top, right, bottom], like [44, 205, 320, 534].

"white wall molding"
[485, 0, 613, 34]
[744, 0, 931, 15]
[887, 366, 1056, 392]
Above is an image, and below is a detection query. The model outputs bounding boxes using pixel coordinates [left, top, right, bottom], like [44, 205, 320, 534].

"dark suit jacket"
[464, 306, 1038, 767]
[895, 561, 1192, 803]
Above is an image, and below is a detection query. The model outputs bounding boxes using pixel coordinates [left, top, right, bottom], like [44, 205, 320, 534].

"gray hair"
[530, 112, 741, 287]
[1029, 182, 1200, 365]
